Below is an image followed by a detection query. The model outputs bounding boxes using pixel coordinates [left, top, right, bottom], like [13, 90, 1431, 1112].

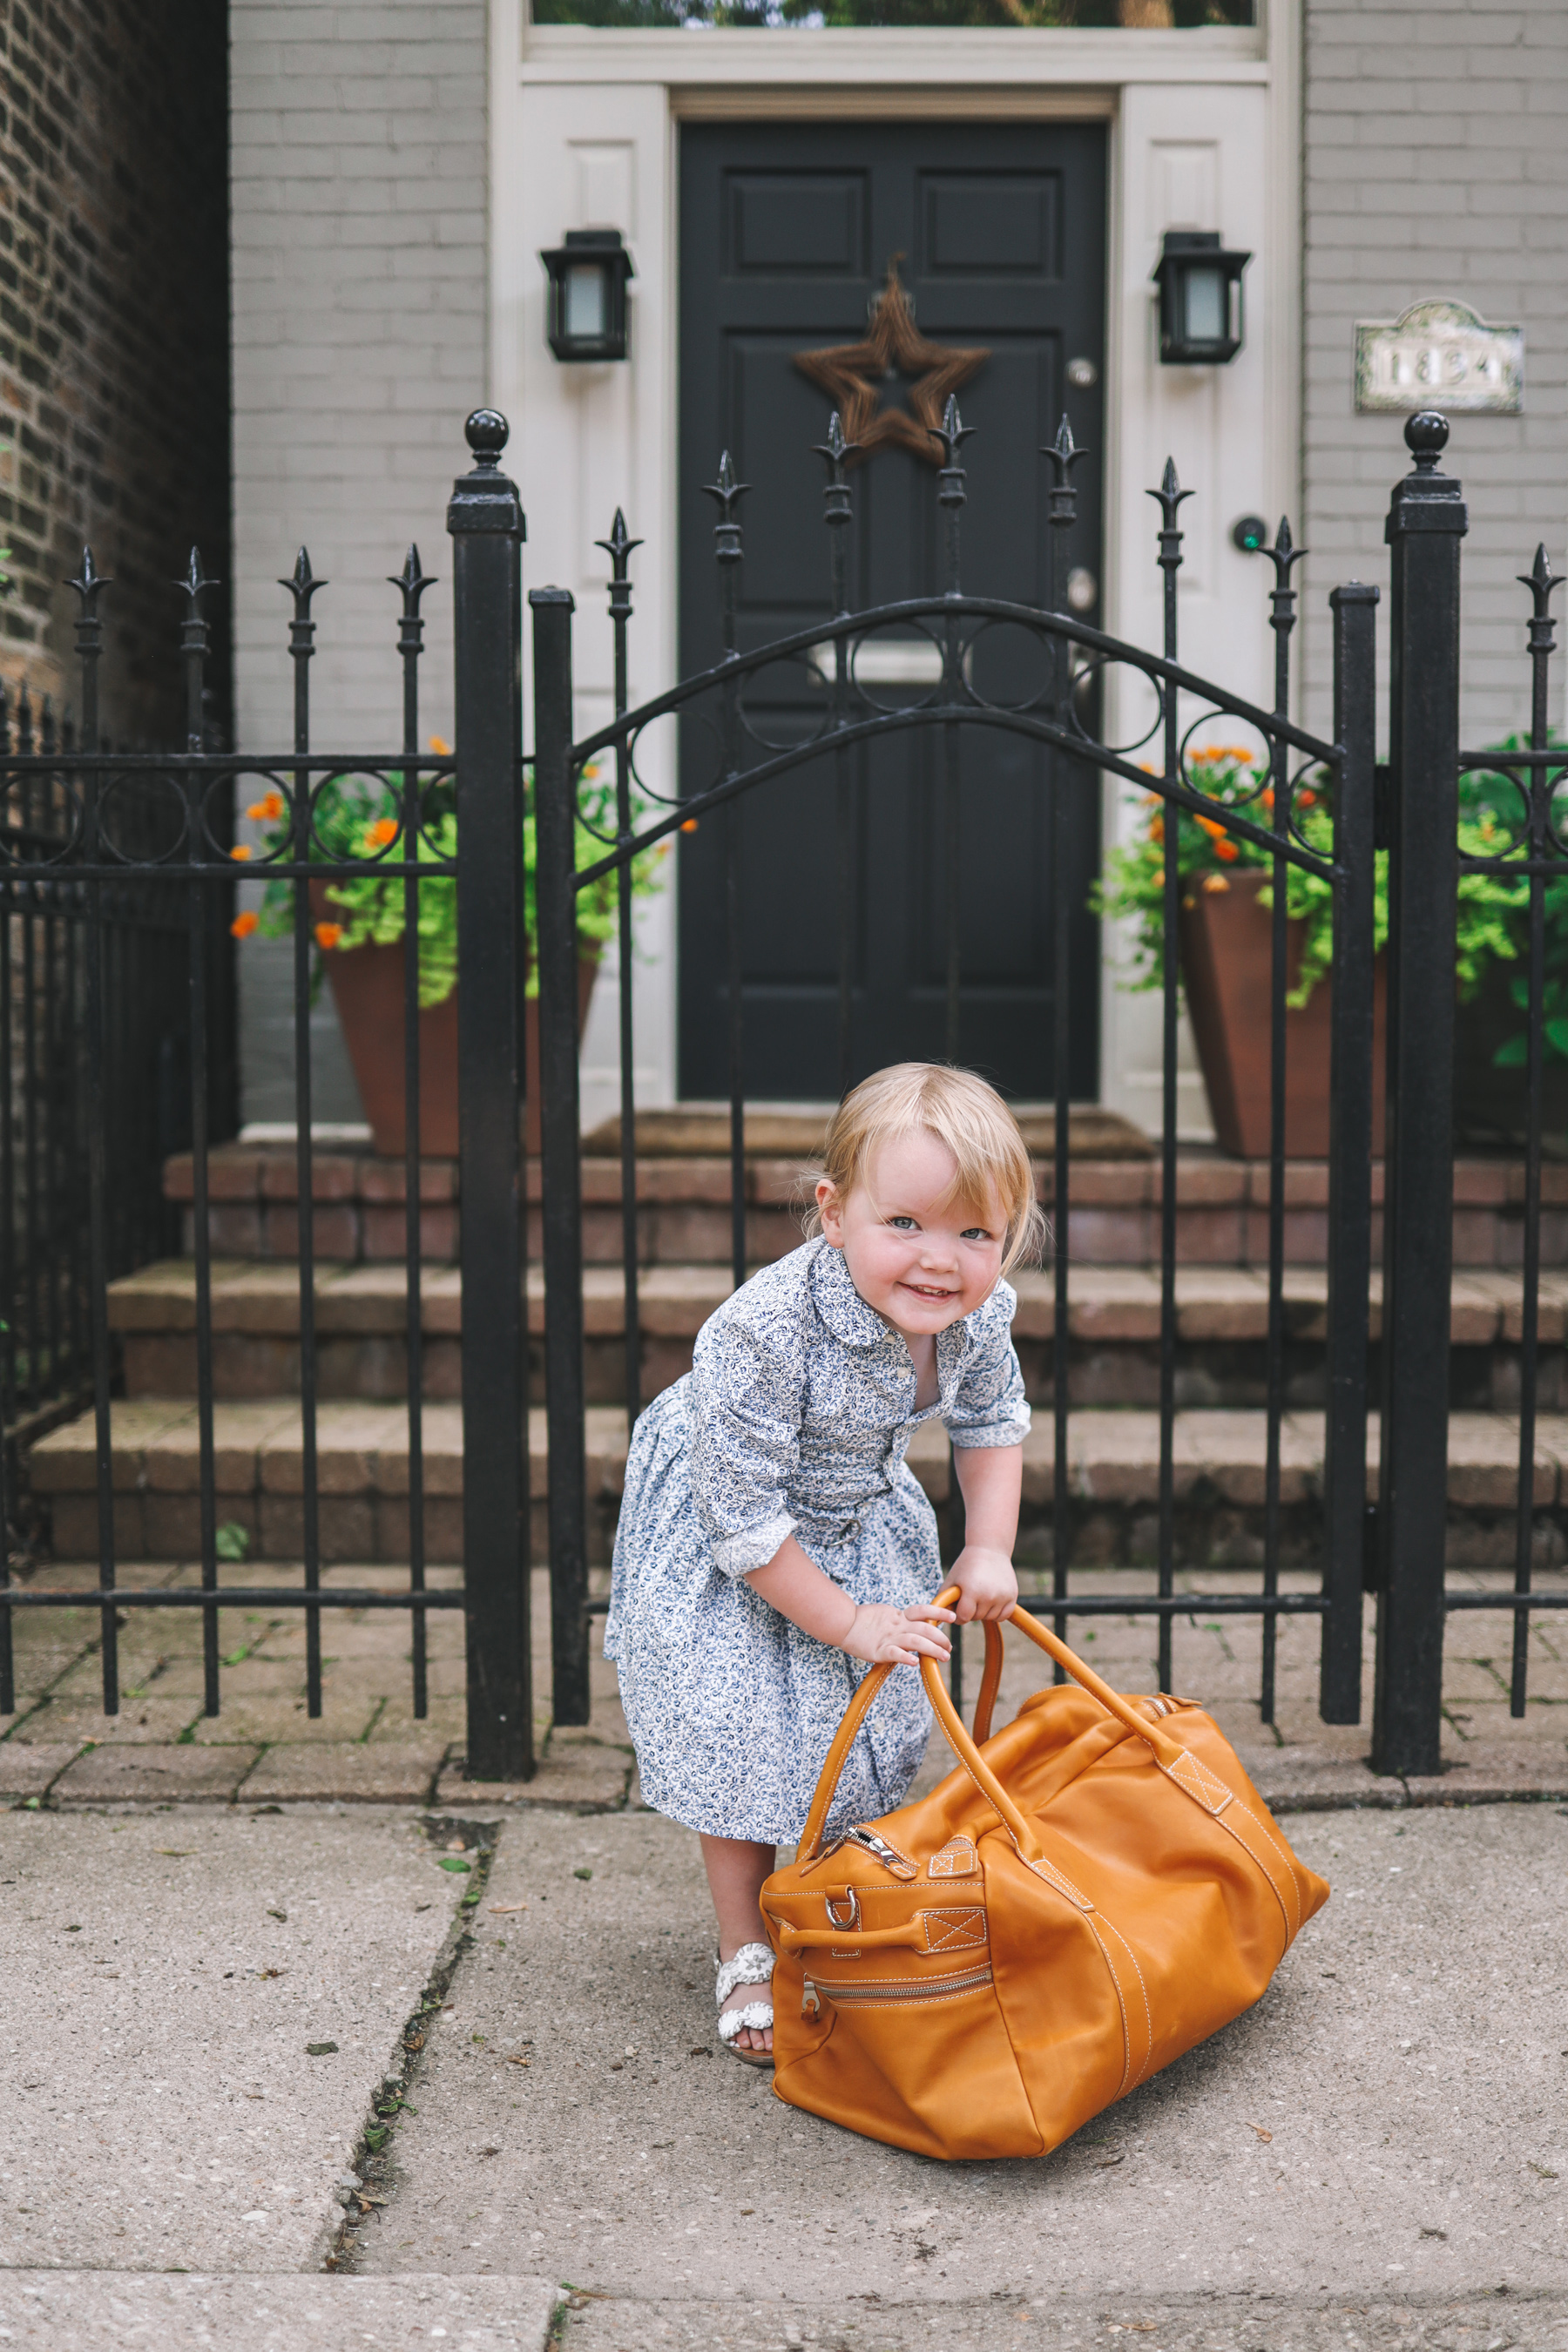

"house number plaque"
[1355, 298, 1523, 415]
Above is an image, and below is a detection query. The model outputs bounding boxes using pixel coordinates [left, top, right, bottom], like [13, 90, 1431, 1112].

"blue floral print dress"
[604, 1237, 1031, 1844]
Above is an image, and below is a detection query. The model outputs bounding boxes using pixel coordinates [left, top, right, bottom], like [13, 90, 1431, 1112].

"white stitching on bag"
[923, 1908, 987, 1952]
[1215, 1803, 1300, 1941]
[1083, 1916, 1133, 2099]
[1023, 1853, 1095, 1914]
[1167, 1749, 1234, 1815]
[1096, 1914, 1156, 2090]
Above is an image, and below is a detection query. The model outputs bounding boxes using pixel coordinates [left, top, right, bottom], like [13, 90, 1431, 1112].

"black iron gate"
[3, 402, 1563, 1782]
[532, 397, 1381, 1749]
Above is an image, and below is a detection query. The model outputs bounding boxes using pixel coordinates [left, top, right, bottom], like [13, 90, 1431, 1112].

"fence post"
[1320, 580, 1378, 1724]
[1372, 411, 1467, 1777]
[530, 588, 591, 1728]
[448, 408, 531, 1781]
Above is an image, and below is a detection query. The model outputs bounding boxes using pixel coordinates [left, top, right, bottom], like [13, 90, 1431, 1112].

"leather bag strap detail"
[796, 1659, 896, 1863]
[1004, 1603, 1186, 1769]
[971, 1619, 1005, 1746]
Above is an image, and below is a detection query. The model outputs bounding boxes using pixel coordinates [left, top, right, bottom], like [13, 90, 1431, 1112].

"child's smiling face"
[816, 1127, 1007, 1340]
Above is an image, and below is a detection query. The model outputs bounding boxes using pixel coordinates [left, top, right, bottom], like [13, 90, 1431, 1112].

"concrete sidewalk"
[6, 1786, 1567, 2349]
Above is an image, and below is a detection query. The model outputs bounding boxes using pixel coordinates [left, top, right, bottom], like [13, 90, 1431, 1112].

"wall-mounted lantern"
[1153, 231, 1250, 366]
[539, 229, 634, 363]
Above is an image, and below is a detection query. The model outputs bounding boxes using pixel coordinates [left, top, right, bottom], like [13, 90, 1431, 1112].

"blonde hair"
[805, 1062, 1045, 1276]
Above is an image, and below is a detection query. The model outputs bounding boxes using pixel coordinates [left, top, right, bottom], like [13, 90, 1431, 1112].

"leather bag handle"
[778, 1916, 938, 1954]
[970, 1618, 1004, 1747]
[795, 1587, 1185, 1867]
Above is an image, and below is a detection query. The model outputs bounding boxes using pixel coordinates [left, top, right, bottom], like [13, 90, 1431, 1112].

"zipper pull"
[801, 1977, 821, 2019]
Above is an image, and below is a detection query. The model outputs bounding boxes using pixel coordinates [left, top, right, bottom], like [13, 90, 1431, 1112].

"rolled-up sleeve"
[943, 1282, 1031, 1450]
[688, 1301, 806, 1578]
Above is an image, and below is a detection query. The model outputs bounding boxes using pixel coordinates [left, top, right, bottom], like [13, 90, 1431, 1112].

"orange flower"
[231, 909, 260, 938]
[247, 791, 284, 823]
[1149, 814, 1164, 845]
[680, 817, 699, 834]
[429, 734, 452, 758]
[364, 816, 398, 850]
[1195, 814, 1228, 841]
[230, 842, 253, 862]
[1298, 787, 1316, 810]
[1213, 839, 1240, 862]
[1260, 787, 1274, 810]
[314, 922, 343, 951]
[1201, 874, 1231, 895]
[1190, 747, 1218, 764]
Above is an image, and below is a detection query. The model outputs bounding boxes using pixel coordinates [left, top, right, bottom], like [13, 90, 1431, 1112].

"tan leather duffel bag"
[760, 1595, 1328, 2159]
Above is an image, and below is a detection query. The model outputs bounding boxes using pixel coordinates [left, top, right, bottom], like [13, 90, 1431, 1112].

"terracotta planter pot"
[314, 888, 598, 1156]
[1454, 960, 1568, 1150]
[1178, 869, 1387, 1159]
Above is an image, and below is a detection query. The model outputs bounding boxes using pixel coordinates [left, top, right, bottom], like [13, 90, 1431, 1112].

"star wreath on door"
[793, 256, 990, 465]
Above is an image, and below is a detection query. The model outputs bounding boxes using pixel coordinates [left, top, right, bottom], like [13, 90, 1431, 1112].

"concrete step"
[27, 1396, 1567, 1571]
[105, 1256, 1568, 1413]
[164, 1142, 1568, 1271]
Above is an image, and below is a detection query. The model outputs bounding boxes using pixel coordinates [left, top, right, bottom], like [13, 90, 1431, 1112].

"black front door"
[677, 118, 1106, 1104]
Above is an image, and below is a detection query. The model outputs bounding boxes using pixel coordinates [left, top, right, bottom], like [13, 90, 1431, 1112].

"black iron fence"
[2, 402, 1562, 1781]
[0, 414, 533, 1778]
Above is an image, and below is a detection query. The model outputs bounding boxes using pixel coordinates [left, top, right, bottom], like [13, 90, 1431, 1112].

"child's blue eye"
[961, 1228, 992, 1242]
[888, 1215, 917, 1230]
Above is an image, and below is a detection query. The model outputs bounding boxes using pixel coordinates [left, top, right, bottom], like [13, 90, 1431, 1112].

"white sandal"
[715, 1943, 774, 2068]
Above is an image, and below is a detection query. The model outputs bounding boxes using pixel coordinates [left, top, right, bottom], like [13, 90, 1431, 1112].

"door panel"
[678, 119, 1105, 1105]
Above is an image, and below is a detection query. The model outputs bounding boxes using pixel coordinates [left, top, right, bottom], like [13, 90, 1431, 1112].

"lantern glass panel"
[564, 262, 608, 342]
[1184, 264, 1226, 346]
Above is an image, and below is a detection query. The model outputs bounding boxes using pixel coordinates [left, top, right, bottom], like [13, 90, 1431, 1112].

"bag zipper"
[801, 1962, 993, 2017]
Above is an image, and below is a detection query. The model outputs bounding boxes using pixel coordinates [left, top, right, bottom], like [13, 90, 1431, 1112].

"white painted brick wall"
[1301, 0, 1568, 749]
[231, 0, 488, 1121]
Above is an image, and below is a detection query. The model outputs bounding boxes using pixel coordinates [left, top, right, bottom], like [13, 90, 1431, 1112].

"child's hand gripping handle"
[795, 1586, 1187, 1869]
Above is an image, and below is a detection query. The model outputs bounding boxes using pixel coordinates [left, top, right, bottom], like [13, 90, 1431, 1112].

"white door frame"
[490, 0, 1301, 1132]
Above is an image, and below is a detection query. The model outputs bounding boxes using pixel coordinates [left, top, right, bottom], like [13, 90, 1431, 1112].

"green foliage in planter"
[1461, 739, 1568, 1065]
[1093, 744, 1558, 1039]
[234, 756, 668, 1008]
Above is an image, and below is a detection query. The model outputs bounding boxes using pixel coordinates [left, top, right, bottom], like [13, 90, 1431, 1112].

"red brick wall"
[0, 0, 230, 746]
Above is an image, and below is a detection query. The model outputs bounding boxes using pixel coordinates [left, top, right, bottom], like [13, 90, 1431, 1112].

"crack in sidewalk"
[323, 1810, 499, 2274]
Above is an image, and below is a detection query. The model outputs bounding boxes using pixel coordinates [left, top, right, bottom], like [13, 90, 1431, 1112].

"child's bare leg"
[700, 1832, 776, 2057]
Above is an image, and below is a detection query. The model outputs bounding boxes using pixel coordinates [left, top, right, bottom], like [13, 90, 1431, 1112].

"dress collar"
[808, 1235, 978, 1375]
[808, 1237, 901, 1350]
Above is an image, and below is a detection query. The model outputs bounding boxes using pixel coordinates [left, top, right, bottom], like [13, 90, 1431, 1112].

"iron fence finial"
[928, 393, 975, 475]
[1042, 415, 1088, 613]
[596, 509, 643, 582]
[464, 409, 510, 470]
[1518, 542, 1562, 619]
[929, 396, 974, 596]
[280, 545, 327, 619]
[1260, 519, 1308, 721]
[702, 451, 750, 578]
[1148, 457, 1193, 542]
[66, 544, 112, 615]
[389, 543, 436, 616]
[813, 410, 862, 482]
[1404, 410, 1449, 475]
[813, 414, 859, 615]
[177, 545, 221, 605]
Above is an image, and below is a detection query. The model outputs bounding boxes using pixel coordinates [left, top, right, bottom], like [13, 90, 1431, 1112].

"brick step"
[107, 1257, 1568, 1413]
[27, 1396, 1565, 1572]
[165, 1144, 1566, 1272]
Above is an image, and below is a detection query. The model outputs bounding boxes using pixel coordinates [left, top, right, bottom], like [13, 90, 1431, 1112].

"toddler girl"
[603, 1061, 1042, 2064]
